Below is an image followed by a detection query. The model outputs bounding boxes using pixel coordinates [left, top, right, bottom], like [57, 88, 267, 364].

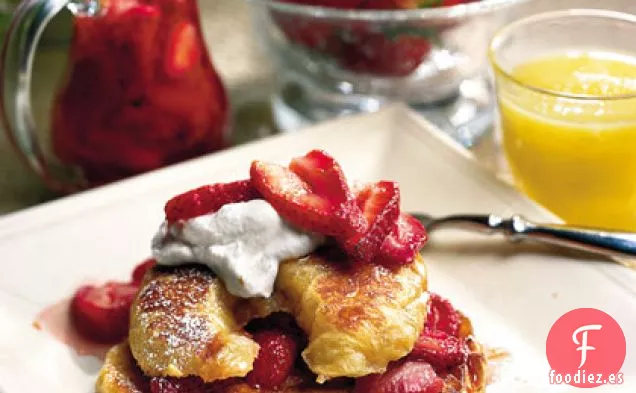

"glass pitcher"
[2, 0, 229, 191]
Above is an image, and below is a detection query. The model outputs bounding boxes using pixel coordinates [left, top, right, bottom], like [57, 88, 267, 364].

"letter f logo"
[572, 324, 602, 368]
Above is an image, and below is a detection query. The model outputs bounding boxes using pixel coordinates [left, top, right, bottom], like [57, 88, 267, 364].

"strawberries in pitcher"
[165, 22, 200, 77]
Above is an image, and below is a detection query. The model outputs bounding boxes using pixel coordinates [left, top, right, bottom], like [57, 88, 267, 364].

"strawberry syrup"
[51, 0, 228, 186]
[34, 298, 111, 359]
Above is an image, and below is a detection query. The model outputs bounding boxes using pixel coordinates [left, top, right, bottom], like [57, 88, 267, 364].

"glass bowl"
[246, 0, 528, 145]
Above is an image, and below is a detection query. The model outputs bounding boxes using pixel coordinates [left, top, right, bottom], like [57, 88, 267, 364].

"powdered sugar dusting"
[133, 268, 215, 367]
[128, 267, 260, 381]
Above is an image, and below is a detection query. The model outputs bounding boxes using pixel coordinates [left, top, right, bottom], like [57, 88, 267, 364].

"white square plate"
[1, 105, 635, 393]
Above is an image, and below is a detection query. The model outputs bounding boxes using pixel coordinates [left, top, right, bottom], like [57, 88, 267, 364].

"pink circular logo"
[546, 308, 626, 388]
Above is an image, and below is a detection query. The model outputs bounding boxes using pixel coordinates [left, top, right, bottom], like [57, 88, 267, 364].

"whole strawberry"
[70, 281, 139, 343]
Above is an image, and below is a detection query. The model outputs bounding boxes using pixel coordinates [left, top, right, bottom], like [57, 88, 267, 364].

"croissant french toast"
[128, 253, 428, 382]
[97, 342, 353, 393]
[98, 289, 486, 393]
[86, 150, 487, 393]
[275, 254, 429, 381]
[128, 267, 266, 381]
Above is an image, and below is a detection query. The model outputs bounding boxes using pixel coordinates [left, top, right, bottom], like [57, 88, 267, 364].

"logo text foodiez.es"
[546, 308, 626, 388]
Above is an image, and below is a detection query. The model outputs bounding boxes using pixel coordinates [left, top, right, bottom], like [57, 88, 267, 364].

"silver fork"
[411, 213, 636, 264]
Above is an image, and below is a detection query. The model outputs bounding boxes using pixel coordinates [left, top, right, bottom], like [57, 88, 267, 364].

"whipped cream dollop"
[152, 199, 324, 298]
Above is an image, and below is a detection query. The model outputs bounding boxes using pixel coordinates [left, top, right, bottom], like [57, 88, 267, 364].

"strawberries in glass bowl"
[247, 0, 527, 138]
[272, 0, 479, 77]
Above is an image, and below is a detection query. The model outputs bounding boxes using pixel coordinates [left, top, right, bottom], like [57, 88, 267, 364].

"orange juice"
[498, 51, 636, 230]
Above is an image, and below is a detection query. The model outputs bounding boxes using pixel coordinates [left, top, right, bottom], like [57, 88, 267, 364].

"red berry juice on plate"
[51, 0, 228, 185]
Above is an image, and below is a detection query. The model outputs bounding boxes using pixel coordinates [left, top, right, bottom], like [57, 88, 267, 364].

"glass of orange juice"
[489, 9, 636, 231]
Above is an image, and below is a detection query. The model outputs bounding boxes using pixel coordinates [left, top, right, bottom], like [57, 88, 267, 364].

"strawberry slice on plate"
[375, 213, 427, 267]
[70, 281, 139, 343]
[164, 179, 258, 223]
[246, 329, 299, 389]
[353, 360, 444, 393]
[343, 181, 400, 262]
[251, 156, 364, 238]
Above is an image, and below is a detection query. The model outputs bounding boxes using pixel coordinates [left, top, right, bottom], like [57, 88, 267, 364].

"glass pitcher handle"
[1, 0, 98, 192]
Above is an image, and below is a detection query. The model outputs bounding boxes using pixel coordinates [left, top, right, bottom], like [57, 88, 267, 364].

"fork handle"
[431, 214, 636, 259]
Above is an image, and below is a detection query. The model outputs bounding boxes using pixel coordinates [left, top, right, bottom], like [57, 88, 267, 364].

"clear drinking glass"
[489, 9, 636, 230]
[246, 0, 527, 146]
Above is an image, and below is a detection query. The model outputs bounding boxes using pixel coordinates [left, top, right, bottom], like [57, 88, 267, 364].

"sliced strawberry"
[102, 0, 160, 15]
[342, 181, 400, 262]
[425, 293, 462, 337]
[409, 330, 467, 370]
[131, 258, 156, 285]
[246, 329, 299, 389]
[375, 213, 427, 267]
[353, 360, 444, 393]
[118, 4, 160, 17]
[164, 179, 258, 223]
[165, 22, 200, 77]
[70, 281, 139, 343]
[290, 150, 366, 235]
[289, 150, 351, 204]
[250, 161, 362, 237]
